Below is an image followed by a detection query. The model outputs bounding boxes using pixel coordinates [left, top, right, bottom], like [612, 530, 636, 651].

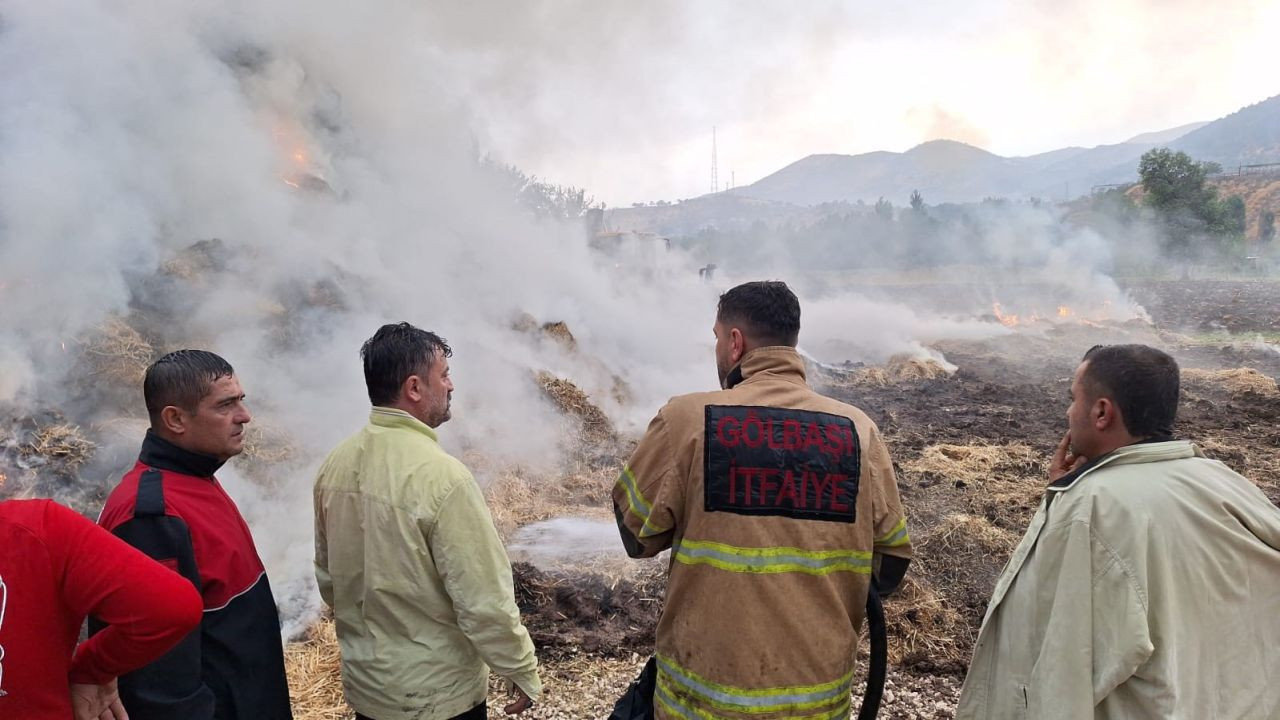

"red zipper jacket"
[95, 430, 293, 720]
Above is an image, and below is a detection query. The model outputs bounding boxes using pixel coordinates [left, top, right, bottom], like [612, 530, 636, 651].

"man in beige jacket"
[314, 323, 540, 720]
[957, 344, 1280, 719]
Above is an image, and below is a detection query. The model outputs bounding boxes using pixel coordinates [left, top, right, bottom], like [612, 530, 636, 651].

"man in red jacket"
[0, 498, 203, 719]
[96, 349, 293, 720]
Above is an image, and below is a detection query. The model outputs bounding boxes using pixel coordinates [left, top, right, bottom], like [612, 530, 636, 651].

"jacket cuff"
[506, 669, 543, 701]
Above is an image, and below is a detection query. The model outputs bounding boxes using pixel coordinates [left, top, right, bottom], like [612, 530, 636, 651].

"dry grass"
[919, 513, 1019, 558]
[904, 443, 1040, 486]
[534, 371, 617, 448]
[480, 462, 615, 539]
[80, 317, 154, 387]
[1182, 367, 1279, 397]
[285, 618, 351, 720]
[882, 576, 966, 669]
[540, 322, 578, 352]
[22, 424, 96, 469]
[240, 423, 300, 465]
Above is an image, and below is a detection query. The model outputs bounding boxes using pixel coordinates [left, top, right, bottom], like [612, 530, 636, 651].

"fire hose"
[858, 583, 888, 720]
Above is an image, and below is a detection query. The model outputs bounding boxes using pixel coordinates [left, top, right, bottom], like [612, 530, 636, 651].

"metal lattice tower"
[711, 126, 719, 194]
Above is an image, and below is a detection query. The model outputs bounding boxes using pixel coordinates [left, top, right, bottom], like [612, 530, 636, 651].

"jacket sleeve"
[313, 482, 333, 609]
[97, 510, 217, 719]
[1025, 520, 1153, 719]
[43, 502, 204, 686]
[866, 425, 912, 594]
[612, 405, 683, 558]
[429, 476, 542, 700]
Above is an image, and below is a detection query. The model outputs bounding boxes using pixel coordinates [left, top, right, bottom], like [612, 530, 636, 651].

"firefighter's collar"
[1048, 438, 1196, 492]
[370, 406, 440, 442]
[724, 346, 807, 390]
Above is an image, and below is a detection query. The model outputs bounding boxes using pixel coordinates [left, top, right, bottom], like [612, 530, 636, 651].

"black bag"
[608, 656, 657, 720]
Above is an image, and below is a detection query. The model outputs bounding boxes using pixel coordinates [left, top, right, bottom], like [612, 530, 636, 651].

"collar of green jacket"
[724, 346, 807, 389]
[369, 406, 440, 443]
[1048, 439, 1200, 493]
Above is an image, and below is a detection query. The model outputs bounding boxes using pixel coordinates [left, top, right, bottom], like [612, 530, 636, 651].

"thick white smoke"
[0, 1, 1147, 636]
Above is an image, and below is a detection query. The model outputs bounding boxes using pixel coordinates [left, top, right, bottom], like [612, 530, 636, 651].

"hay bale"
[540, 321, 578, 351]
[1182, 368, 1279, 397]
[285, 618, 351, 720]
[80, 317, 155, 387]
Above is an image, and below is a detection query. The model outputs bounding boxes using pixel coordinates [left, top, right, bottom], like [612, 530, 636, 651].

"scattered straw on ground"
[882, 576, 966, 671]
[286, 618, 349, 720]
[919, 513, 1019, 559]
[21, 424, 96, 469]
[81, 317, 154, 386]
[1182, 367, 1279, 397]
[481, 462, 616, 539]
[904, 443, 1040, 486]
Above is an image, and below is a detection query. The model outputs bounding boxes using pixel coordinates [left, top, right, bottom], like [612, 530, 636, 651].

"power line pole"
[711, 126, 719, 194]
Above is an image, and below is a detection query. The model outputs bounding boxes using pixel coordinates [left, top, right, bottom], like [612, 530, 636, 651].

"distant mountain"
[1171, 95, 1280, 170]
[732, 94, 1280, 206]
[1125, 122, 1209, 145]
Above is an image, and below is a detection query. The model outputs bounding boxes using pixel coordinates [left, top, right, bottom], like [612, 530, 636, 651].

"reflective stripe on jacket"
[314, 407, 541, 720]
[613, 347, 912, 720]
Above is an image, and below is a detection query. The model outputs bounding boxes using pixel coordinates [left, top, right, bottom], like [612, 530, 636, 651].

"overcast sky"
[445, 0, 1279, 206]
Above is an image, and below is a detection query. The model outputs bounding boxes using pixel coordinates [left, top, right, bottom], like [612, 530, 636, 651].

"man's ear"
[160, 406, 187, 435]
[403, 374, 423, 403]
[1094, 398, 1118, 431]
[730, 327, 746, 363]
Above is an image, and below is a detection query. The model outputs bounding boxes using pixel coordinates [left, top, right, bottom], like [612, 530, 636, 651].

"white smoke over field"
[0, 1, 1148, 636]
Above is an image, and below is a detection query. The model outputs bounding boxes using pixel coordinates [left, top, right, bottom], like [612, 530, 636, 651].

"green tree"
[1261, 210, 1276, 244]
[1137, 148, 1233, 254]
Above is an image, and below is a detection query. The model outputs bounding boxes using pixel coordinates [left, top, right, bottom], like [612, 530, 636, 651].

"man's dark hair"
[361, 322, 452, 406]
[1081, 344, 1180, 438]
[716, 281, 801, 346]
[144, 350, 235, 423]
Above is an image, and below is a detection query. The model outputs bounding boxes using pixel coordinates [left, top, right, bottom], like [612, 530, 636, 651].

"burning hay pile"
[840, 354, 954, 387]
[534, 371, 619, 457]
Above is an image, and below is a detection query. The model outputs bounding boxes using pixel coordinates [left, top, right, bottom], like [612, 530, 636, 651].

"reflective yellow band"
[615, 465, 669, 538]
[655, 654, 853, 717]
[673, 538, 872, 576]
[875, 516, 910, 548]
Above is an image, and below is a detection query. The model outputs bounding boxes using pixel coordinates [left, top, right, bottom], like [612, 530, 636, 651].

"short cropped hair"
[716, 281, 801, 347]
[1081, 344, 1180, 438]
[361, 322, 452, 406]
[144, 350, 235, 423]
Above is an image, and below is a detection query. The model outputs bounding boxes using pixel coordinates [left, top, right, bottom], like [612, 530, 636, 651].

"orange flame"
[1058, 306, 1073, 318]
[992, 302, 1020, 327]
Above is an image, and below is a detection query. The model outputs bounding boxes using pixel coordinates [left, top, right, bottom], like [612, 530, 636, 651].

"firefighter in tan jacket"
[613, 281, 912, 720]
[958, 344, 1280, 719]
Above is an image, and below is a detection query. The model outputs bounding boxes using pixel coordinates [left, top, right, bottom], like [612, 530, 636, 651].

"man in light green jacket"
[314, 322, 541, 720]
[957, 344, 1280, 719]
